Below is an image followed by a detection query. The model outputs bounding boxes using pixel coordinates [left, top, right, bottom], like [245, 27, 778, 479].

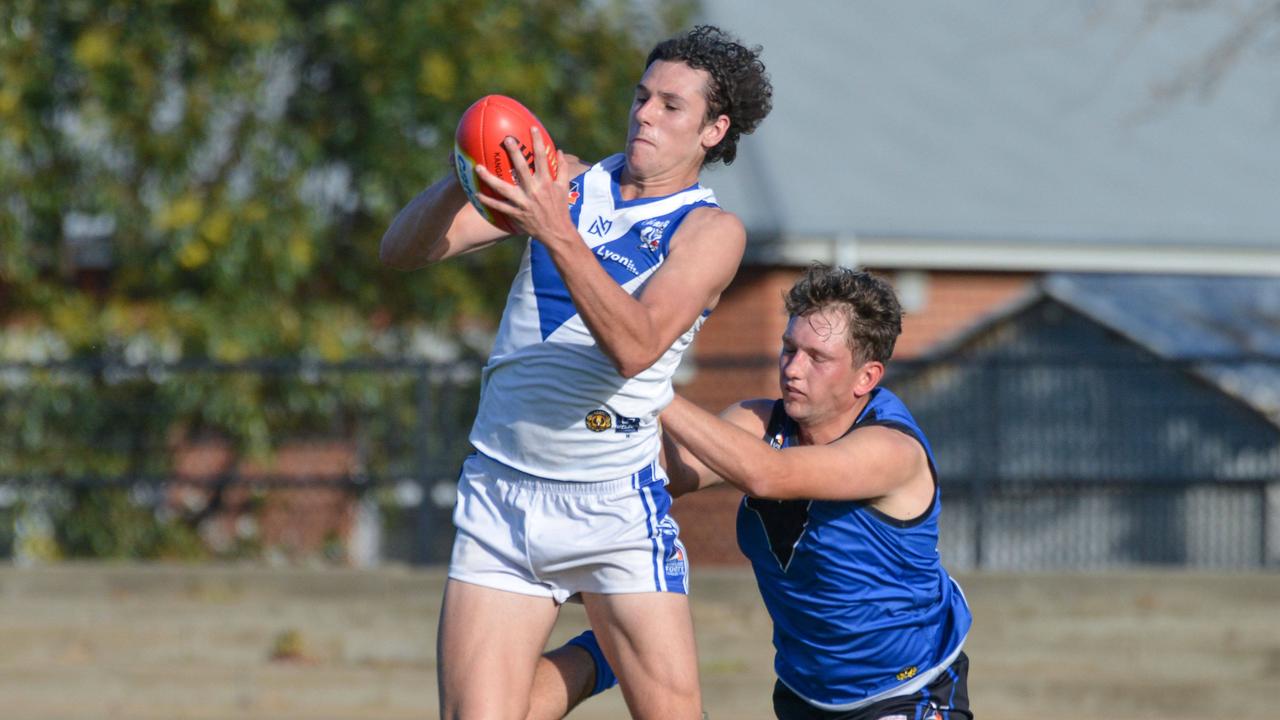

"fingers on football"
[529, 127, 550, 178]
[501, 135, 535, 188]
[554, 149, 568, 189]
[474, 163, 510, 193]
[472, 166, 520, 210]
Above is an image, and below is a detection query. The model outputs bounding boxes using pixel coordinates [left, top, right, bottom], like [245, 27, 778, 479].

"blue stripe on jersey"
[526, 161, 710, 341]
[529, 239, 578, 341]
[528, 170, 588, 340]
[589, 232, 663, 285]
[657, 199, 715, 256]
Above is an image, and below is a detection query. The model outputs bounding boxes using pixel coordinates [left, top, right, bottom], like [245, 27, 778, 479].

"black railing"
[1, 356, 1277, 569]
[0, 359, 478, 564]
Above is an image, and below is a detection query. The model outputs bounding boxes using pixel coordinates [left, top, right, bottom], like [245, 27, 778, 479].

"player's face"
[626, 60, 723, 178]
[778, 309, 864, 426]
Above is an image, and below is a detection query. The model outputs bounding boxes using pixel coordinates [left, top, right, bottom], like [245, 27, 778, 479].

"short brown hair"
[783, 264, 902, 365]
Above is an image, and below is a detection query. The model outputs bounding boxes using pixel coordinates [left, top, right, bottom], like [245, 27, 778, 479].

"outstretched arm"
[660, 395, 931, 503]
[379, 151, 591, 270]
[378, 163, 509, 270]
[661, 399, 773, 497]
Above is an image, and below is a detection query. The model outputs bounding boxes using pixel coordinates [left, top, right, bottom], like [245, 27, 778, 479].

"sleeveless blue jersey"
[469, 154, 720, 481]
[736, 387, 972, 711]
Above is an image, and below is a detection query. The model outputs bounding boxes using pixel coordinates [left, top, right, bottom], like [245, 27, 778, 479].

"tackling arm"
[661, 399, 772, 497]
[660, 395, 931, 503]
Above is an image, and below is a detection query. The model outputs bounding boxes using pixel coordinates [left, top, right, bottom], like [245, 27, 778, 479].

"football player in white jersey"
[380, 26, 772, 720]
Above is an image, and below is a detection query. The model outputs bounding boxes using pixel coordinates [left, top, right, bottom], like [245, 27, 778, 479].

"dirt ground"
[0, 564, 1276, 720]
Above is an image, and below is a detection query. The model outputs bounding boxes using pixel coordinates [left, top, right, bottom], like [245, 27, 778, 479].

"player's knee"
[634, 664, 700, 704]
[442, 697, 530, 720]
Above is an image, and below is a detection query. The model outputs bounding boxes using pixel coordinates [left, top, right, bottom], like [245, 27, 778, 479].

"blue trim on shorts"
[637, 477, 663, 592]
[916, 686, 932, 720]
[650, 485, 670, 592]
[944, 666, 958, 719]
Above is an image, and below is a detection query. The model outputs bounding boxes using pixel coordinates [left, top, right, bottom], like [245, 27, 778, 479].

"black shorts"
[772, 651, 971, 720]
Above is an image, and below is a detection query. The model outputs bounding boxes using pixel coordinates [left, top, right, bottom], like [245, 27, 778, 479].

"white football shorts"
[448, 452, 689, 604]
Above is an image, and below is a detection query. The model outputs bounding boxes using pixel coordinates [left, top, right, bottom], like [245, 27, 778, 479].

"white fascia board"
[746, 234, 1280, 277]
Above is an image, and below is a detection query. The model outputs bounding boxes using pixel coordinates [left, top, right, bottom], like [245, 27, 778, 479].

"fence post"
[973, 360, 999, 570]
[972, 478, 986, 570]
[1261, 482, 1271, 569]
[412, 363, 435, 565]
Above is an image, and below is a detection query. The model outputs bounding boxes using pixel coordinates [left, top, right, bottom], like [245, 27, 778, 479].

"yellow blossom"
[73, 28, 115, 69]
[177, 239, 211, 269]
[418, 52, 456, 101]
[154, 194, 203, 231]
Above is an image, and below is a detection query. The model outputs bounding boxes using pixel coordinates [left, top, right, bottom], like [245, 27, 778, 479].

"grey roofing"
[926, 272, 1280, 426]
[1044, 274, 1280, 358]
[697, 1, 1280, 263]
[1044, 273, 1280, 425]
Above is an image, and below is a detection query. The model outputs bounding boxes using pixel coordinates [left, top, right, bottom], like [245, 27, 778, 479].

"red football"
[453, 94, 559, 234]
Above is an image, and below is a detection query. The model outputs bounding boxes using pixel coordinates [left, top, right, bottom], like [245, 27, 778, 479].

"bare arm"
[661, 399, 772, 497]
[378, 169, 508, 270]
[378, 152, 592, 270]
[660, 394, 933, 507]
[476, 130, 746, 378]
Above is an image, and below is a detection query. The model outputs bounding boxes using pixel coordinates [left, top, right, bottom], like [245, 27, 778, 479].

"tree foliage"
[0, 0, 692, 560]
[0, 0, 690, 360]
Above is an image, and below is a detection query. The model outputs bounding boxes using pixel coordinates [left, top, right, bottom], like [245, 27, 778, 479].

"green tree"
[0, 0, 692, 559]
[0, 0, 690, 359]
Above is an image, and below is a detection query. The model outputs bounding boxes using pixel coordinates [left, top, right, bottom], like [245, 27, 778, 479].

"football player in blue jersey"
[380, 26, 772, 720]
[529, 264, 973, 720]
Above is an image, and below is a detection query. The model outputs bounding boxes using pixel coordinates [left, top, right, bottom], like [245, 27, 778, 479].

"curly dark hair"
[784, 264, 903, 365]
[646, 25, 773, 166]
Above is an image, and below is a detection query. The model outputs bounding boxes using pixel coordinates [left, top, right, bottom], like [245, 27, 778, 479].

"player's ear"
[701, 114, 730, 150]
[853, 360, 884, 396]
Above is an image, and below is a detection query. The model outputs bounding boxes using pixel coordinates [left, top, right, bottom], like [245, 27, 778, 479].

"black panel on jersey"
[745, 400, 812, 570]
[745, 495, 812, 570]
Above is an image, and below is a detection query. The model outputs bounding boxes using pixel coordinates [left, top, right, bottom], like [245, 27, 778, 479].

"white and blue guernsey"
[469, 153, 719, 481]
[738, 387, 973, 711]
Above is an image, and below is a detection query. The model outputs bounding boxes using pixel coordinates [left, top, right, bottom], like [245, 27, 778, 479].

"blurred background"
[0, 1, 1277, 718]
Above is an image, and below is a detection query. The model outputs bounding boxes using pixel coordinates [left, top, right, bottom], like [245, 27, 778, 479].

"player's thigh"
[581, 590, 701, 718]
[437, 578, 560, 720]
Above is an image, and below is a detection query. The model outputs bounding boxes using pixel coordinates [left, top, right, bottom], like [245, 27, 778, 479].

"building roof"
[923, 273, 1280, 427]
[697, 1, 1280, 275]
[1044, 273, 1280, 426]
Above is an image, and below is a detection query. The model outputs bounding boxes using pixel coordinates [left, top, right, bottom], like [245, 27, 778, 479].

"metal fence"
[2, 356, 1277, 569]
[885, 356, 1280, 570]
[0, 359, 476, 565]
